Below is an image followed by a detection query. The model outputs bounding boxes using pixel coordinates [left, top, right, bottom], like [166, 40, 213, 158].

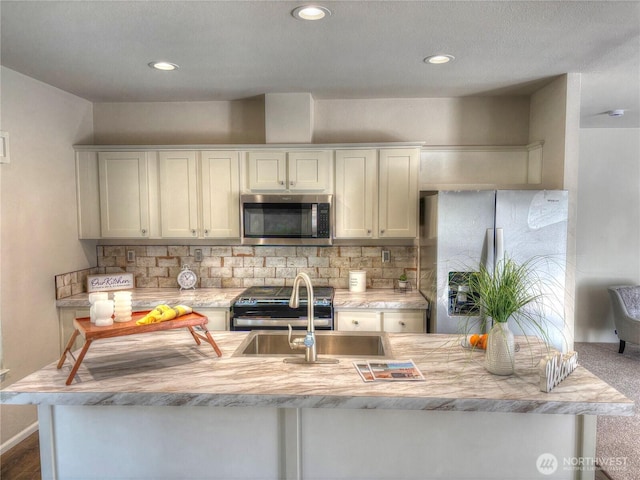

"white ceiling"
[1, 1, 639, 128]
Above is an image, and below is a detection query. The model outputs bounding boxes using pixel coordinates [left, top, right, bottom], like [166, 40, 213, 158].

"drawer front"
[336, 311, 381, 332]
[382, 311, 425, 333]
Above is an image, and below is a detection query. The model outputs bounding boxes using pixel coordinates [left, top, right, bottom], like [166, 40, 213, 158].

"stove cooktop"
[234, 286, 334, 306]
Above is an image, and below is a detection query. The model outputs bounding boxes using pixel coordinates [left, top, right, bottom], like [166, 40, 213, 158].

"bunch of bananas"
[136, 304, 193, 325]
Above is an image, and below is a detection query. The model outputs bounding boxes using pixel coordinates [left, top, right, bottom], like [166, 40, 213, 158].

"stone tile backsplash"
[95, 245, 417, 290]
[55, 266, 100, 300]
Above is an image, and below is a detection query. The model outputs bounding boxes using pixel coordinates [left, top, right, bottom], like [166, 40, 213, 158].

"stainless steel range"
[231, 286, 334, 330]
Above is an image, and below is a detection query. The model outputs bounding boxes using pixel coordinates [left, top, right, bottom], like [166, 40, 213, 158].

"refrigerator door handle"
[485, 228, 495, 272]
[495, 228, 504, 265]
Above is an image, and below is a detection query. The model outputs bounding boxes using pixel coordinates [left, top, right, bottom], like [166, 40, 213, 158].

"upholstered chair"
[608, 286, 640, 354]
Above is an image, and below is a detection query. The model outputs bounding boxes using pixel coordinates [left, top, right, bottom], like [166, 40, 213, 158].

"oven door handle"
[233, 317, 331, 328]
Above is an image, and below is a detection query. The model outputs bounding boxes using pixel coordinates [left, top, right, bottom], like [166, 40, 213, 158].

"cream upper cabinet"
[247, 151, 287, 190]
[246, 150, 332, 192]
[159, 151, 199, 238]
[335, 147, 419, 239]
[201, 150, 240, 238]
[76, 151, 101, 239]
[287, 150, 332, 192]
[98, 151, 157, 238]
[158, 151, 240, 239]
[378, 148, 419, 238]
[335, 149, 377, 238]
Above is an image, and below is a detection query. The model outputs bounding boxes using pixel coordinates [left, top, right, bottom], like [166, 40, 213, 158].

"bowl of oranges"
[464, 333, 488, 350]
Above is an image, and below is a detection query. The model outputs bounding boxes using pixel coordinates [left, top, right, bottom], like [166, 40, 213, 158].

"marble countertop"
[1, 331, 632, 416]
[334, 289, 428, 309]
[56, 288, 429, 310]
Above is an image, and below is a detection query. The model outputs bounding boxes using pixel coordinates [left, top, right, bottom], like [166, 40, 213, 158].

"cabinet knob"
[380, 229, 385, 235]
[352, 320, 359, 326]
[399, 321, 406, 327]
[191, 229, 197, 236]
[204, 229, 209, 236]
[279, 181, 285, 186]
[141, 229, 147, 235]
[367, 229, 372, 235]
[289, 181, 295, 186]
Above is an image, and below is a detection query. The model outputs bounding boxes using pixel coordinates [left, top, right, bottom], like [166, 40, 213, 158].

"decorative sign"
[87, 273, 134, 293]
[539, 351, 578, 393]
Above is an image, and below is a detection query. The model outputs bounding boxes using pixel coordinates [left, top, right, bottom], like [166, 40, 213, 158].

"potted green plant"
[398, 273, 409, 289]
[467, 255, 546, 375]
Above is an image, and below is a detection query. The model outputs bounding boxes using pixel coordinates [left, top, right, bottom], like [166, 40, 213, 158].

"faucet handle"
[287, 324, 305, 350]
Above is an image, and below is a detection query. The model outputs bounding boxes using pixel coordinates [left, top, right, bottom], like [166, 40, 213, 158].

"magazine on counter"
[354, 360, 424, 382]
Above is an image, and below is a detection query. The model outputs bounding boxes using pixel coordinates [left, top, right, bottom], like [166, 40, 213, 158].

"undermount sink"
[233, 331, 393, 358]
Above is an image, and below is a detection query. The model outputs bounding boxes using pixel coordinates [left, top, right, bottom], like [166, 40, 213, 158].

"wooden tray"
[57, 310, 221, 385]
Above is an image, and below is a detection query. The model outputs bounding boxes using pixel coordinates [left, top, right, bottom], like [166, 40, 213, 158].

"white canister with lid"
[113, 291, 133, 323]
[89, 292, 109, 323]
[349, 270, 367, 293]
[93, 299, 114, 327]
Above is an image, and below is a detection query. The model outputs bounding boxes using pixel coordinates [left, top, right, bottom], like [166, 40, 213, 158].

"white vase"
[485, 321, 515, 375]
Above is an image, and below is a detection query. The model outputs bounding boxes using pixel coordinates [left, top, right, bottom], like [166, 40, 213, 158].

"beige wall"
[93, 98, 265, 145]
[575, 128, 640, 342]
[529, 76, 568, 189]
[314, 97, 531, 145]
[0, 67, 95, 446]
[93, 96, 531, 147]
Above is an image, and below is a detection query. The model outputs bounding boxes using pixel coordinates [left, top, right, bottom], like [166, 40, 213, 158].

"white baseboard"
[0, 421, 38, 455]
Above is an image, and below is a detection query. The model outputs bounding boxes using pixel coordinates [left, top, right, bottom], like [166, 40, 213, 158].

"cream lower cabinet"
[336, 309, 425, 333]
[159, 151, 240, 239]
[194, 308, 230, 331]
[335, 148, 419, 239]
[58, 308, 90, 354]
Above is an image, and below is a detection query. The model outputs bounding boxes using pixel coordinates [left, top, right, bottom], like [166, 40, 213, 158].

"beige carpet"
[575, 342, 640, 480]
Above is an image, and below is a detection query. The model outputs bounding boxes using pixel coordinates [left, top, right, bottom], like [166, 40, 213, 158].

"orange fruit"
[479, 334, 488, 349]
[469, 334, 480, 346]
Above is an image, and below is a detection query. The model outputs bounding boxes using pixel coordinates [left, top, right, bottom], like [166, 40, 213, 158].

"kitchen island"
[2, 330, 632, 480]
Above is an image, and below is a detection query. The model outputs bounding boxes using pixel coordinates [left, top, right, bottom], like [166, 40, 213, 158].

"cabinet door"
[76, 151, 101, 239]
[336, 311, 382, 332]
[378, 148, 419, 238]
[196, 308, 229, 331]
[201, 151, 240, 238]
[287, 150, 332, 192]
[247, 151, 287, 191]
[159, 151, 199, 238]
[59, 308, 90, 354]
[98, 152, 151, 238]
[382, 311, 425, 333]
[335, 149, 377, 238]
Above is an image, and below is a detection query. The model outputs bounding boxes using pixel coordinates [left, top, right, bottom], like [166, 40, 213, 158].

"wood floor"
[0, 431, 41, 480]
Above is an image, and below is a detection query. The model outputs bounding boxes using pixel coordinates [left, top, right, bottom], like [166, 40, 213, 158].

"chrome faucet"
[285, 272, 338, 364]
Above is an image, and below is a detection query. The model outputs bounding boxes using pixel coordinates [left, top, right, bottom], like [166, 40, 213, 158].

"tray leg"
[203, 329, 222, 357]
[65, 339, 93, 386]
[57, 329, 80, 369]
[188, 326, 202, 345]
[188, 326, 222, 357]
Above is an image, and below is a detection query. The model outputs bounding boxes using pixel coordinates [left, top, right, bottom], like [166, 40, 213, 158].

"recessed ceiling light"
[608, 109, 625, 117]
[292, 5, 331, 20]
[148, 61, 179, 71]
[423, 54, 455, 65]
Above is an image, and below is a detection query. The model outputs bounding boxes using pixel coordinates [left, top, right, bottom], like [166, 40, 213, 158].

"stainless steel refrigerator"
[419, 190, 568, 351]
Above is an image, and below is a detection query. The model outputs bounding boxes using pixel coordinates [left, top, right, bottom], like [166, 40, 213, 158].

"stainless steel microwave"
[241, 194, 333, 245]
